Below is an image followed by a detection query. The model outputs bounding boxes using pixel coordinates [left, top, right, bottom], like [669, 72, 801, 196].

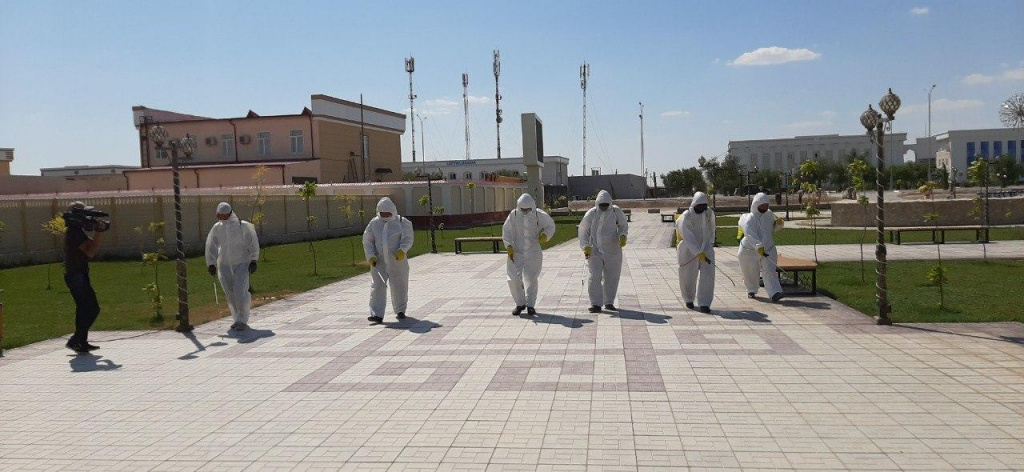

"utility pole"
[493, 49, 502, 159]
[639, 101, 646, 199]
[405, 56, 417, 163]
[580, 62, 589, 176]
[928, 84, 936, 180]
[463, 72, 471, 160]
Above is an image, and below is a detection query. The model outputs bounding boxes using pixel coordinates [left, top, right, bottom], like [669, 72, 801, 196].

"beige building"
[129, 94, 406, 189]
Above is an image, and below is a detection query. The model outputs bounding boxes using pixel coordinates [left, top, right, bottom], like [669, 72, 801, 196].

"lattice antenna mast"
[493, 50, 503, 159]
[580, 62, 590, 176]
[463, 72, 471, 160]
[405, 56, 417, 163]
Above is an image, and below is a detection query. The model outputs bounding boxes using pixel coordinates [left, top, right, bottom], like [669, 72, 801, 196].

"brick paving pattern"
[1, 213, 1021, 470]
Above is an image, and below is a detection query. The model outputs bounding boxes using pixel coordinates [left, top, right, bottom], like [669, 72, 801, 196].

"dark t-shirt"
[64, 228, 91, 275]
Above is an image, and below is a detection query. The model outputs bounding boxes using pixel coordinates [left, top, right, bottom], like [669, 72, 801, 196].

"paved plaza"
[1, 213, 1022, 471]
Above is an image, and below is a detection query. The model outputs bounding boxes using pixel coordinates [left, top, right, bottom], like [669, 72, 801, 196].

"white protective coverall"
[676, 192, 717, 307]
[363, 197, 415, 317]
[738, 192, 784, 297]
[502, 194, 556, 308]
[578, 190, 629, 306]
[205, 203, 260, 325]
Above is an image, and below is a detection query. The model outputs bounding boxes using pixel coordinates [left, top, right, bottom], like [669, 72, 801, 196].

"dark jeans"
[65, 272, 100, 344]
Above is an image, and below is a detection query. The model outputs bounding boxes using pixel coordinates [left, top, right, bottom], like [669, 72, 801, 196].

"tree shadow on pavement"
[69, 354, 122, 372]
[609, 309, 673, 324]
[220, 328, 276, 344]
[712, 310, 771, 323]
[525, 313, 594, 329]
[778, 299, 832, 310]
[385, 317, 442, 334]
[179, 331, 230, 360]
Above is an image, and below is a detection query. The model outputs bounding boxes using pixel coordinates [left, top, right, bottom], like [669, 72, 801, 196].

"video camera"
[63, 204, 111, 233]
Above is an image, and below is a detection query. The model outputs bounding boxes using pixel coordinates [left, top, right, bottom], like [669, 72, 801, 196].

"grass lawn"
[712, 226, 1023, 247]
[0, 215, 581, 350]
[818, 259, 1024, 323]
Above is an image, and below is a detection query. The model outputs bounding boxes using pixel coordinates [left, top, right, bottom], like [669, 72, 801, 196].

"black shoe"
[367, 316, 383, 323]
[526, 307, 536, 316]
[513, 305, 526, 316]
[748, 293, 756, 299]
[65, 340, 89, 354]
[685, 302, 694, 309]
[771, 292, 784, 303]
[396, 312, 407, 319]
[604, 304, 617, 311]
[83, 343, 100, 351]
[699, 306, 711, 314]
[588, 305, 602, 313]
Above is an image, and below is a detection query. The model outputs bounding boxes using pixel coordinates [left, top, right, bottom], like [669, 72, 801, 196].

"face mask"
[380, 212, 394, 221]
[520, 208, 532, 214]
[599, 203, 610, 211]
[693, 204, 707, 214]
[758, 206, 769, 213]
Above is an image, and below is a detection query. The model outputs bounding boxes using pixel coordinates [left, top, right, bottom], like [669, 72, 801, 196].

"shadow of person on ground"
[608, 309, 673, 324]
[524, 312, 594, 329]
[712, 310, 771, 323]
[385, 317, 442, 334]
[179, 331, 230, 360]
[221, 328, 276, 344]
[778, 299, 832, 310]
[69, 354, 122, 372]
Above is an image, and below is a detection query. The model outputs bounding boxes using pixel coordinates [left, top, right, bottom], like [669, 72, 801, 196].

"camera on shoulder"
[63, 201, 112, 233]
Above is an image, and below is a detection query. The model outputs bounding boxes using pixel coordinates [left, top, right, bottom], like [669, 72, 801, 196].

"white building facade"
[728, 133, 908, 172]
[917, 128, 1024, 182]
[401, 156, 569, 186]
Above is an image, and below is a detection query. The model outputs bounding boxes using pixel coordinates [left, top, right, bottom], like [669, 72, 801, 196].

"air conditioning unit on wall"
[239, 135, 252, 145]
[205, 137, 218, 146]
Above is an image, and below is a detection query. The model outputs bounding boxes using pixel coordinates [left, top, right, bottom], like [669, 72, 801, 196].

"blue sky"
[1, 0, 1022, 177]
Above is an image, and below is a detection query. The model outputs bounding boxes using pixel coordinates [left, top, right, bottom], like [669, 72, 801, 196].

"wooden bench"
[776, 256, 817, 295]
[454, 236, 504, 254]
[887, 225, 989, 245]
[660, 210, 676, 223]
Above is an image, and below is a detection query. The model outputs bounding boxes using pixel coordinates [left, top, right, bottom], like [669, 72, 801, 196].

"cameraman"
[64, 201, 109, 353]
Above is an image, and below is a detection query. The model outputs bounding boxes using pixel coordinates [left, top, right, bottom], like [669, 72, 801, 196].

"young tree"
[41, 215, 67, 290]
[140, 221, 167, 322]
[967, 159, 991, 262]
[466, 182, 477, 213]
[296, 181, 319, 275]
[848, 158, 871, 282]
[919, 181, 948, 308]
[250, 166, 269, 261]
[336, 195, 359, 267]
[801, 182, 821, 263]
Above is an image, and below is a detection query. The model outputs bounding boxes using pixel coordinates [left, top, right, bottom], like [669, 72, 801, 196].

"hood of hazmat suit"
[676, 192, 716, 262]
[205, 206, 260, 267]
[739, 192, 782, 250]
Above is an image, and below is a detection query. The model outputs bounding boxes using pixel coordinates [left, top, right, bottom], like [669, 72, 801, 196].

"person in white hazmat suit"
[676, 192, 717, 313]
[503, 193, 556, 316]
[578, 190, 629, 313]
[205, 202, 260, 331]
[738, 192, 785, 302]
[363, 197, 414, 324]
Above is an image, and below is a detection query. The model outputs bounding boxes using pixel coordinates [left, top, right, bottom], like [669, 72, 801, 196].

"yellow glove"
[775, 217, 784, 226]
[757, 247, 766, 257]
[539, 233, 548, 243]
[583, 246, 592, 259]
[698, 252, 708, 263]
[736, 227, 744, 241]
[369, 256, 377, 267]
[507, 246, 515, 261]
[395, 249, 406, 261]
[619, 235, 627, 247]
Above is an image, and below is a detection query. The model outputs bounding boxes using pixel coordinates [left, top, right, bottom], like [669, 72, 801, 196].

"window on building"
[289, 130, 303, 154]
[257, 132, 271, 155]
[993, 141, 1003, 158]
[800, 150, 808, 162]
[480, 171, 488, 179]
[449, 172, 457, 180]
[966, 142, 976, 165]
[221, 134, 234, 158]
[1008, 140, 1017, 161]
[464, 171, 472, 180]
[980, 141, 989, 158]
[825, 149, 833, 161]
[762, 153, 770, 169]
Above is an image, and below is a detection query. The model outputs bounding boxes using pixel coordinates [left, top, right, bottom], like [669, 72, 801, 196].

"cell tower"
[580, 62, 590, 176]
[639, 102, 646, 199]
[493, 49, 503, 159]
[463, 72, 471, 160]
[405, 56, 417, 163]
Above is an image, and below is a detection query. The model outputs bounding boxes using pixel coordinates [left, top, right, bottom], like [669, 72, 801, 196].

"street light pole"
[860, 88, 901, 326]
[784, 170, 791, 221]
[151, 126, 196, 333]
[427, 173, 437, 254]
[928, 84, 936, 179]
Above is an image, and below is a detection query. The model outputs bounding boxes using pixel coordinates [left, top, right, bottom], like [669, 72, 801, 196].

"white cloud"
[660, 110, 690, 118]
[466, 95, 491, 105]
[910, 6, 929, 15]
[728, 46, 821, 67]
[962, 68, 1024, 85]
[902, 98, 984, 114]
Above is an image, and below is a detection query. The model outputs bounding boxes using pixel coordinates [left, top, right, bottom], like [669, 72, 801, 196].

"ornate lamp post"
[744, 166, 759, 206]
[415, 166, 439, 254]
[859, 88, 901, 325]
[150, 125, 196, 333]
[783, 169, 792, 220]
